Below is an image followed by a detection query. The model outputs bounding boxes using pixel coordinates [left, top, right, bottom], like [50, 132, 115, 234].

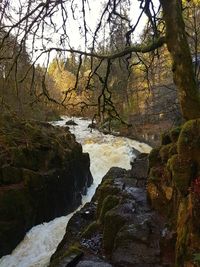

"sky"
[11, 0, 159, 65]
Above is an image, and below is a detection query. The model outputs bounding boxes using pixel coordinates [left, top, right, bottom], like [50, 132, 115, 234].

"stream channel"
[0, 117, 151, 267]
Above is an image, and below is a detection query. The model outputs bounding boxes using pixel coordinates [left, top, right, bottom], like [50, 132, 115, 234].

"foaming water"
[0, 117, 151, 267]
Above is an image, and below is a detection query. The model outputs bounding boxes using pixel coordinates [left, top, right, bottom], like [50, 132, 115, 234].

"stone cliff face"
[148, 119, 200, 267]
[50, 154, 170, 267]
[0, 115, 93, 257]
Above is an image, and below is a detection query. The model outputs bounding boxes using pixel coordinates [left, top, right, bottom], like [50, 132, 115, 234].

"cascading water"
[0, 117, 151, 267]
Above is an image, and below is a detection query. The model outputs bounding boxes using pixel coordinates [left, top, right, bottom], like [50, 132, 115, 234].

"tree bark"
[160, 0, 200, 120]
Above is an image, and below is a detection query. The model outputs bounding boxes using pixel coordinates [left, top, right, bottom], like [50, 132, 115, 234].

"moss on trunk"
[160, 0, 200, 120]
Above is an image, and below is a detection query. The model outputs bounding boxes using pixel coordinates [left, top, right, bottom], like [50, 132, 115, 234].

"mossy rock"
[167, 155, 194, 196]
[96, 182, 121, 218]
[0, 188, 34, 223]
[159, 143, 178, 163]
[161, 132, 171, 145]
[148, 166, 164, 182]
[170, 126, 182, 143]
[50, 244, 83, 267]
[148, 147, 161, 169]
[103, 208, 127, 254]
[147, 181, 170, 213]
[23, 169, 45, 190]
[11, 146, 45, 171]
[175, 198, 191, 266]
[99, 195, 120, 223]
[81, 221, 100, 239]
[159, 145, 169, 163]
[0, 166, 23, 185]
[177, 119, 200, 164]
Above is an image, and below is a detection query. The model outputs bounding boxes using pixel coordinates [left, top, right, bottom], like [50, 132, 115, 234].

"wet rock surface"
[50, 153, 170, 267]
[0, 115, 93, 257]
[65, 119, 78, 126]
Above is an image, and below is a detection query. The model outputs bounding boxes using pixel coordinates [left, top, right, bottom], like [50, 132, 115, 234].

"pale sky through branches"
[4, 0, 159, 65]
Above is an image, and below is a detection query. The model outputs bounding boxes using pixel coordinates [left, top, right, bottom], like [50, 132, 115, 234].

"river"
[0, 117, 151, 267]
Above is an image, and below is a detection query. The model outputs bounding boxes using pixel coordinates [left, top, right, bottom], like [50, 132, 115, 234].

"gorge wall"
[49, 119, 200, 267]
[0, 115, 93, 257]
[148, 119, 200, 266]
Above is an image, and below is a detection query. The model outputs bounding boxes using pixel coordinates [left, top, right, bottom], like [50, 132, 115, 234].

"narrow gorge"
[0, 117, 151, 266]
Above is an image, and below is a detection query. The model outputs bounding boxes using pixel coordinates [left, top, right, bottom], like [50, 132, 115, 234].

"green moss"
[148, 147, 161, 169]
[99, 195, 120, 223]
[167, 155, 193, 196]
[175, 199, 190, 267]
[159, 143, 178, 163]
[103, 208, 127, 254]
[50, 244, 83, 267]
[96, 182, 121, 218]
[81, 221, 100, 238]
[177, 119, 200, 164]
[62, 244, 83, 258]
[170, 126, 182, 143]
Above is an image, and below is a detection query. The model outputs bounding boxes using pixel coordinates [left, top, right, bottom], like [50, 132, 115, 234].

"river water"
[0, 117, 151, 267]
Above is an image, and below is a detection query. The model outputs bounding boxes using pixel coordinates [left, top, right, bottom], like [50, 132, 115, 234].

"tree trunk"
[160, 0, 200, 120]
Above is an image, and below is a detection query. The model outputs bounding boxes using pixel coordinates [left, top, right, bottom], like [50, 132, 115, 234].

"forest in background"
[0, 0, 200, 144]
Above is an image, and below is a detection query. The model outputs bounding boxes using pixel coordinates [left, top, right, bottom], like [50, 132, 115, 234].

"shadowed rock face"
[0, 115, 93, 257]
[50, 154, 168, 267]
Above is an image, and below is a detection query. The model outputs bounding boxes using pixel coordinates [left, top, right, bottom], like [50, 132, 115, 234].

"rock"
[50, 202, 96, 265]
[50, 154, 166, 267]
[50, 245, 84, 267]
[77, 259, 112, 267]
[112, 222, 160, 266]
[131, 147, 141, 157]
[0, 116, 93, 257]
[161, 132, 171, 145]
[65, 119, 78, 126]
[88, 123, 97, 129]
[148, 119, 200, 266]
[130, 153, 149, 182]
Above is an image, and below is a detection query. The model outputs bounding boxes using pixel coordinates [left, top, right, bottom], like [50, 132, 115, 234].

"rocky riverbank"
[49, 153, 173, 267]
[148, 119, 200, 266]
[50, 118, 200, 267]
[0, 115, 93, 257]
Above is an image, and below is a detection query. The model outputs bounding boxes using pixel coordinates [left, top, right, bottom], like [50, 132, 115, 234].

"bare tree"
[0, 0, 199, 121]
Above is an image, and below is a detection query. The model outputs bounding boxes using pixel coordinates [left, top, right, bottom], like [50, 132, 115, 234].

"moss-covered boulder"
[0, 115, 93, 257]
[167, 155, 194, 196]
[148, 119, 200, 267]
[103, 205, 128, 254]
[99, 195, 119, 223]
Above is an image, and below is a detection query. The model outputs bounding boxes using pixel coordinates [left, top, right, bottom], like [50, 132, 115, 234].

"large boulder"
[0, 115, 93, 256]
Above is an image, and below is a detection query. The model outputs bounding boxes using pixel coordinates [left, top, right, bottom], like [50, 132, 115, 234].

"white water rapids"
[0, 117, 151, 267]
